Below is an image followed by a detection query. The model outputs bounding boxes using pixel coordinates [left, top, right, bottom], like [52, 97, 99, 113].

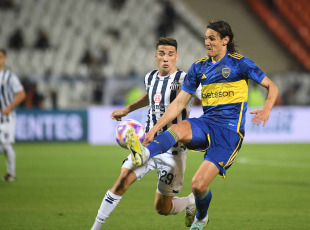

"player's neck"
[0, 66, 4, 73]
[158, 67, 177, 77]
[211, 51, 226, 63]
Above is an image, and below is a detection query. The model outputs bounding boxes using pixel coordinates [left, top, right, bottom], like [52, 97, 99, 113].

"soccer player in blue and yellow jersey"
[126, 20, 279, 229]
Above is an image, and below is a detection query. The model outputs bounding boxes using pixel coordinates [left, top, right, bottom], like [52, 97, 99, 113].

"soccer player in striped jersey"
[90, 37, 201, 230]
[0, 49, 26, 182]
[126, 21, 279, 229]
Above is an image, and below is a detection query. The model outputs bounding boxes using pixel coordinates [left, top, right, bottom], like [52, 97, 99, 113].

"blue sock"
[146, 128, 179, 158]
[195, 188, 212, 220]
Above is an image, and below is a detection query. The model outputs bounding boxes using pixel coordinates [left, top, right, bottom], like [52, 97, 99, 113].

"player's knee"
[170, 121, 191, 143]
[169, 124, 178, 131]
[3, 144, 13, 154]
[155, 204, 171, 216]
[154, 198, 172, 216]
[170, 123, 184, 134]
[191, 177, 208, 194]
[156, 209, 170, 216]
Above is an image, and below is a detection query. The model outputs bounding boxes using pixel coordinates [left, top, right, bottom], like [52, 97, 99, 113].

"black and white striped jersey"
[0, 69, 24, 122]
[144, 69, 201, 137]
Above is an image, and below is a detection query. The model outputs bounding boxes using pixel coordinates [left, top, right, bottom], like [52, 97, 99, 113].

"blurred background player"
[126, 21, 279, 230]
[0, 48, 26, 182]
[90, 37, 201, 230]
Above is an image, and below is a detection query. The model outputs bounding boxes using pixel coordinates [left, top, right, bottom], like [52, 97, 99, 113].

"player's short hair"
[207, 20, 237, 53]
[156, 37, 178, 51]
[0, 48, 7, 56]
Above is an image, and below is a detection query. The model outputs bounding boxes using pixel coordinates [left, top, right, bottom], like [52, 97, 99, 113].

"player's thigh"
[191, 160, 219, 194]
[181, 117, 211, 151]
[122, 153, 156, 180]
[203, 123, 243, 177]
[155, 153, 186, 196]
[170, 120, 192, 143]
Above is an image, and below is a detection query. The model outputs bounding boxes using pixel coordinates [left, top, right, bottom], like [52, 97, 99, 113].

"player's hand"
[250, 109, 271, 127]
[1, 107, 12, 116]
[110, 108, 129, 121]
[142, 130, 156, 146]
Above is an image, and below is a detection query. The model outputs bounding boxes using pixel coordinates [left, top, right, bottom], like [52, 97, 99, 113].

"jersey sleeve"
[181, 63, 200, 94]
[10, 74, 24, 93]
[240, 57, 266, 84]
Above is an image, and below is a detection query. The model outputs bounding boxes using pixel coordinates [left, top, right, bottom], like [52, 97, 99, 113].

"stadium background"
[0, 0, 309, 230]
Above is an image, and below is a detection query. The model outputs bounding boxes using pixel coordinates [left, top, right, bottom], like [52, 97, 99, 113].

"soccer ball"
[115, 119, 145, 149]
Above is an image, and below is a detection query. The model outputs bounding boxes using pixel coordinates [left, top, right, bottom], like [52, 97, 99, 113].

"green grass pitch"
[0, 143, 309, 230]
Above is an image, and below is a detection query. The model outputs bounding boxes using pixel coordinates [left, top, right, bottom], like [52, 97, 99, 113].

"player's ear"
[223, 36, 229, 46]
[175, 52, 178, 61]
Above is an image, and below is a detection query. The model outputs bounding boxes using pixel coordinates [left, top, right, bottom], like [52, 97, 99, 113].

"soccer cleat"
[2, 173, 16, 182]
[126, 127, 149, 166]
[185, 193, 196, 227]
[189, 215, 209, 230]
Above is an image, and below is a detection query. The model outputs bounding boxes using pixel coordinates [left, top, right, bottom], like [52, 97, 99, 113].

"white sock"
[3, 144, 16, 177]
[169, 195, 191, 215]
[90, 190, 122, 230]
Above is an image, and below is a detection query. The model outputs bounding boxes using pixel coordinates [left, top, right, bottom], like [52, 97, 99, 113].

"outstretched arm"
[143, 90, 192, 145]
[250, 76, 279, 127]
[111, 92, 149, 121]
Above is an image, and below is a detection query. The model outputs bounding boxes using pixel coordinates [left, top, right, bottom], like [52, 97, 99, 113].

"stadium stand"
[246, 0, 310, 71]
[274, 0, 310, 49]
[0, 0, 206, 77]
[0, 0, 207, 109]
[0, 0, 309, 108]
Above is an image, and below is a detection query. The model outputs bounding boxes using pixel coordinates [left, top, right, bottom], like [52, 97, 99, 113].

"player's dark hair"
[0, 48, 7, 56]
[207, 20, 237, 53]
[156, 37, 178, 51]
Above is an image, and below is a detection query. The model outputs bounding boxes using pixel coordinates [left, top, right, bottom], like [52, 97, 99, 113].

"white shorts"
[0, 114, 16, 144]
[122, 151, 187, 196]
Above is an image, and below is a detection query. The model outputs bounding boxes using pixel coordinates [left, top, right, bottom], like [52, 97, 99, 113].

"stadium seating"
[246, 0, 310, 105]
[274, 0, 310, 49]
[246, 0, 310, 71]
[1, 0, 206, 77]
[0, 0, 209, 108]
[1, 0, 309, 108]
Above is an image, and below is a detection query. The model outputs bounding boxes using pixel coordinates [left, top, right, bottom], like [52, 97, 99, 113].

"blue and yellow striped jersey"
[182, 52, 265, 137]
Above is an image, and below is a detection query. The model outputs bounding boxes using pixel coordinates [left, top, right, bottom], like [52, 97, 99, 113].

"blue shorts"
[185, 117, 243, 178]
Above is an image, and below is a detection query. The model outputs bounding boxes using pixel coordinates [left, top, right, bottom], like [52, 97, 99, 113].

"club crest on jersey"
[222, 68, 231, 78]
[170, 81, 180, 90]
[153, 93, 162, 103]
